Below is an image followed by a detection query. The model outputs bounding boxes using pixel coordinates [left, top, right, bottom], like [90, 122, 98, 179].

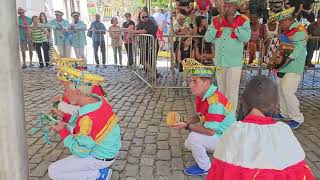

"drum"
[265, 34, 294, 69]
[166, 112, 183, 126]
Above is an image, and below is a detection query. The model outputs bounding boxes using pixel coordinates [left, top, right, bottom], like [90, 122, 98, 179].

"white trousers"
[276, 73, 304, 123]
[74, 47, 86, 61]
[57, 45, 71, 58]
[184, 132, 220, 171]
[48, 155, 114, 180]
[216, 66, 242, 114]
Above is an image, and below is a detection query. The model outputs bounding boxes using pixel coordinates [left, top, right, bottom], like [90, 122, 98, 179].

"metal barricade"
[132, 34, 158, 90]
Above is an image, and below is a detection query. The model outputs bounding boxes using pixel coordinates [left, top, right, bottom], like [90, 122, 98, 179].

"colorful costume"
[45, 11, 71, 58]
[70, 12, 87, 61]
[273, 8, 307, 128]
[182, 59, 236, 173]
[48, 67, 120, 180]
[204, 0, 251, 113]
[206, 75, 314, 180]
[206, 115, 314, 180]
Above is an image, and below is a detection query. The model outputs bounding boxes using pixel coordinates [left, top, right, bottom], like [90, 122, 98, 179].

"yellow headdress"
[57, 66, 104, 86]
[269, 7, 295, 23]
[182, 58, 216, 77]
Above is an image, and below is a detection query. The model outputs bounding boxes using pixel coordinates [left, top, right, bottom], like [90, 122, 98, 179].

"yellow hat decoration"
[57, 66, 104, 86]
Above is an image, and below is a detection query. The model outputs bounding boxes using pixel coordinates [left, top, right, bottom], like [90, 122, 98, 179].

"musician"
[170, 59, 236, 176]
[273, 8, 307, 129]
[207, 75, 314, 180]
[45, 10, 71, 57]
[204, 0, 251, 114]
[70, 12, 87, 61]
[48, 67, 120, 180]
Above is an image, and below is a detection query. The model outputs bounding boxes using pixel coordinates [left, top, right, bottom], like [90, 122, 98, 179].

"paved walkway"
[24, 67, 320, 180]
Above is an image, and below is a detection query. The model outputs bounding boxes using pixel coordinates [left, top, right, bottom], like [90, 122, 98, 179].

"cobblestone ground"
[23, 67, 320, 180]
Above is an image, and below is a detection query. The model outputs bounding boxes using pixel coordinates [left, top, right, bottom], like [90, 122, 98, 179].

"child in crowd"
[176, 37, 195, 86]
[109, 17, 123, 67]
[31, 16, 50, 68]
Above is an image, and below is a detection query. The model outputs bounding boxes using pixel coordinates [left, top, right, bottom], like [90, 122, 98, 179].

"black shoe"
[95, 64, 100, 68]
[39, 64, 44, 68]
[45, 64, 51, 68]
[22, 64, 27, 69]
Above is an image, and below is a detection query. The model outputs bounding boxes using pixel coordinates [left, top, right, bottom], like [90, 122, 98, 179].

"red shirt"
[197, 0, 211, 10]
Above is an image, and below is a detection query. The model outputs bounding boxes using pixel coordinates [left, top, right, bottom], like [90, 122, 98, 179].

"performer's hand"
[51, 95, 62, 102]
[52, 121, 67, 132]
[49, 108, 64, 118]
[171, 122, 188, 129]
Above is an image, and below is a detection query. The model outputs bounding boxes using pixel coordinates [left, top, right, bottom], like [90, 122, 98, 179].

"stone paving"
[23, 66, 320, 180]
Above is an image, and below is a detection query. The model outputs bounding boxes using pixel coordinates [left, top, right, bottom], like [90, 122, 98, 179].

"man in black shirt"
[122, 13, 135, 67]
[133, 11, 159, 77]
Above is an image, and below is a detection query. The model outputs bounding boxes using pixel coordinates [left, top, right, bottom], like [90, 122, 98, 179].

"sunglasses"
[142, 16, 149, 19]
[179, 18, 186, 22]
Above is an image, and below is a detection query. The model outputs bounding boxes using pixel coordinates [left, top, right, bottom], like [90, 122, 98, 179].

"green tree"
[151, 0, 170, 10]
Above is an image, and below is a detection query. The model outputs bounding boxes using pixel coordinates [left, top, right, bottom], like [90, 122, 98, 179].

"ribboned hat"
[268, 7, 295, 23]
[54, 10, 64, 16]
[71, 11, 80, 17]
[182, 58, 217, 78]
[17, 7, 25, 13]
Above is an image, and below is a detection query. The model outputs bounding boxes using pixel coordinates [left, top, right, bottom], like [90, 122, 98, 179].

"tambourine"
[166, 112, 183, 126]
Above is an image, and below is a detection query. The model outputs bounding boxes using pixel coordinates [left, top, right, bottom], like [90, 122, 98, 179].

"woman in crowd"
[109, 17, 123, 67]
[248, 13, 264, 65]
[176, 37, 195, 86]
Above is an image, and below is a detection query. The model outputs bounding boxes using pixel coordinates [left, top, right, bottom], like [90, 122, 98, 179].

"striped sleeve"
[204, 103, 236, 137]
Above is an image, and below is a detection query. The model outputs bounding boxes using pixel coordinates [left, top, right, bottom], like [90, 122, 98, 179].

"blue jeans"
[93, 41, 106, 65]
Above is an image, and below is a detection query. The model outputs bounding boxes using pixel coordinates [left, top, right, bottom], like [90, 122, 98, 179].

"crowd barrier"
[23, 26, 320, 90]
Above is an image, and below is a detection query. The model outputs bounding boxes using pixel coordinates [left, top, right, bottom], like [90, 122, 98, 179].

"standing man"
[272, 8, 307, 129]
[17, 7, 34, 69]
[122, 13, 135, 67]
[169, 59, 236, 176]
[205, 0, 251, 114]
[70, 12, 87, 61]
[46, 10, 71, 58]
[89, 14, 107, 67]
[305, 14, 320, 67]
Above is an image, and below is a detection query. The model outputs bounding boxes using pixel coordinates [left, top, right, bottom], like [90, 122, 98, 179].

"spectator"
[306, 14, 320, 67]
[296, 0, 316, 23]
[193, 16, 208, 48]
[122, 13, 135, 67]
[196, 0, 212, 18]
[176, 37, 195, 84]
[134, 11, 159, 77]
[269, 0, 285, 13]
[174, 14, 192, 52]
[174, 14, 192, 36]
[70, 12, 87, 61]
[176, 0, 196, 25]
[142, 6, 157, 24]
[249, 0, 268, 23]
[31, 16, 50, 68]
[89, 14, 107, 67]
[46, 10, 71, 58]
[17, 7, 34, 69]
[153, 7, 167, 50]
[109, 17, 123, 67]
[39, 12, 51, 41]
[195, 40, 214, 65]
[248, 13, 264, 65]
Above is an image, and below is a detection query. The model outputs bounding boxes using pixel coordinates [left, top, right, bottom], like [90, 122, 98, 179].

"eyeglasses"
[142, 16, 149, 19]
[179, 18, 186, 22]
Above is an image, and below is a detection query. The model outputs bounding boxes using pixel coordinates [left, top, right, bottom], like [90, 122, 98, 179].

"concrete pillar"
[0, 0, 29, 179]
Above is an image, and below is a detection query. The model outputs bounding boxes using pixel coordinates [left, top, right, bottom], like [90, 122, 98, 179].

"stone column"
[0, 0, 29, 180]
